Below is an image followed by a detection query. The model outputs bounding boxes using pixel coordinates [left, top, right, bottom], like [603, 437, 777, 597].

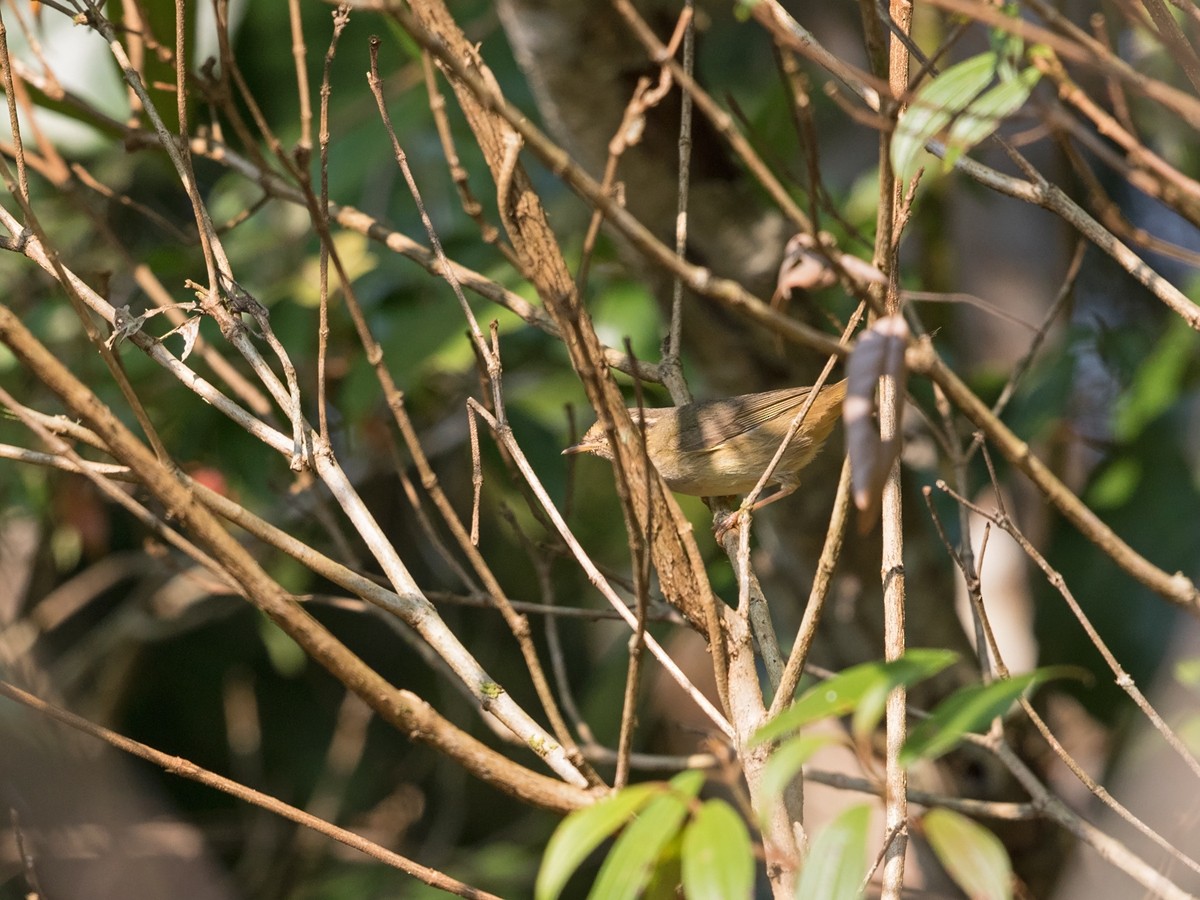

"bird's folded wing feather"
[676, 387, 818, 453]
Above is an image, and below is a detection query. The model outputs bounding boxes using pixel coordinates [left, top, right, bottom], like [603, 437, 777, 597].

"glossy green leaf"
[587, 772, 704, 900]
[754, 649, 958, 745]
[943, 66, 1041, 169]
[901, 666, 1084, 763]
[892, 53, 998, 181]
[924, 808, 1013, 900]
[535, 783, 662, 900]
[758, 735, 838, 828]
[681, 801, 755, 900]
[796, 804, 871, 900]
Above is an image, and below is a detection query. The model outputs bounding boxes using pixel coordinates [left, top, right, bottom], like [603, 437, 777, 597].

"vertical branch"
[119, 0, 147, 122]
[287, 0, 313, 154]
[421, 52, 518, 267]
[614, 349, 652, 789]
[932, 383, 992, 679]
[663, 1, 694, 399]
[90, 2, 225, 289]
[768, 458, 854, 716]
[0, 8, 28, 203]
[877, 147, 909, 900]
[316, 6, 350, 442]
[876, 2, 911, 896]
[173, 0, 186, 136]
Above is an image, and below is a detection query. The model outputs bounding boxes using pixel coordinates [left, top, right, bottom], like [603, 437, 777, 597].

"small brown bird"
[564, 380, 847, 511]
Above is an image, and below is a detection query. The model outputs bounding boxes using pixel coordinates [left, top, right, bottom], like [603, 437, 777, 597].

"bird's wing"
[673, 387, 816, 453]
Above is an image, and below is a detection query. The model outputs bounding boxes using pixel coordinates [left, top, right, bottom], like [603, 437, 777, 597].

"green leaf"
[989, 6, 1028, 69]
[796, 804, 871, 900]
[1176, 714, 1200, 756]
[258, 616, 307, 677]
[383, 16, 424, 62]
[943, 66, 1041, 169]
[1089, 456, 1142, 509]
[892, 53, 999, 181]
[1175, 656, 1200, 689]
[535, 783, 662, 900]
[681, 801, 755, 900]
[588, 772, 704, 900]
[734, 0, 763, 21]
[668, 768, 708, 797]
[901, 667, 1084, 763]
[1114, 318, 1198, 441]
[290, 231, 379, 308]
[642, 840, 683, 900]
[924, 808, 1013, 900]
[850, 678, 896, 743]
[754, 649, 958, 745]
[758, 735, 838, 828]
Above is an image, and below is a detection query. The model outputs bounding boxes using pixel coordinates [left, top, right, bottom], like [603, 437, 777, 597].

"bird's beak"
[564, 435, 606, 456]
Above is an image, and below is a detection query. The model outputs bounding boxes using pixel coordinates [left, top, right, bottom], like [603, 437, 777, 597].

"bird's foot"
[714, 508, 749, 543]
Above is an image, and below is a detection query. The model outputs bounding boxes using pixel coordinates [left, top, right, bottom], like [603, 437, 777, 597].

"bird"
[564, 380, 847, 514]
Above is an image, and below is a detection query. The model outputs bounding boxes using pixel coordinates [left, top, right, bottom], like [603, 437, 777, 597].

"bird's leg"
[748, 482, 799, 513]
[713, 484, 799, 540]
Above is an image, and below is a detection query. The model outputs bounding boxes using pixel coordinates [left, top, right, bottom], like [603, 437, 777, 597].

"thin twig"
[769, 458, 854, 717]
[287, 0, 313, 154]
[0, 7, 29, 203]
[615, 343, 653, 789]
[985, 735, 1194, 900]
[928, 382, 994, 679]
[420, 50, 518, 267]
[937, 477, 1200, 784]
[664, 2, 694, 395]
[316, 6, 351, 443]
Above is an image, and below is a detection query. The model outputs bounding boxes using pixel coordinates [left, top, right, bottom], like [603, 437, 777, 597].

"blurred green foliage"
[3, 1, 1200, 898]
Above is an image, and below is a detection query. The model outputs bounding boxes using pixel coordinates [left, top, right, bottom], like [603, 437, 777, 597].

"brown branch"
[769, 458, 854, 716]
[395, 0, 723, 653]
[937, 480, 1200, 784]
[0, 681, 503, 900]
[875, 3, 911, 894]
[926, 0, 1200, 129]
[0, 301, 593, 813]
[1035, 53, 1200, 228]
[613, 0, 812, 235]
[366, 47, 601, 785]
[367, 5, 845, 361]
[908, 340, 1200, 614]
